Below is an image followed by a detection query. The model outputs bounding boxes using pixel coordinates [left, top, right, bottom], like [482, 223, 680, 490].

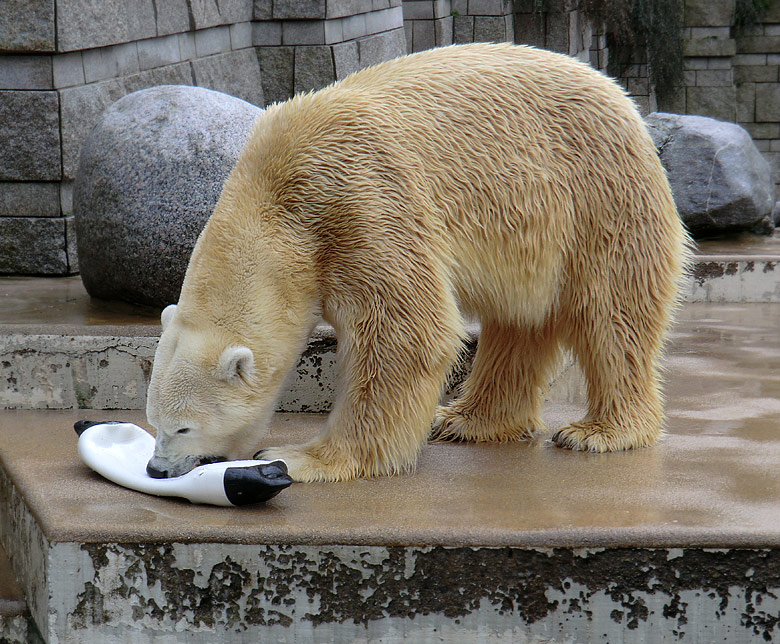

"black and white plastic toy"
[74, 420, 292, 506]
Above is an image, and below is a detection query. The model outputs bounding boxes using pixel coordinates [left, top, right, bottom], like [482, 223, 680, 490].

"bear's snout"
[146, 453, 227, 478]
[146, 457, 170, 479]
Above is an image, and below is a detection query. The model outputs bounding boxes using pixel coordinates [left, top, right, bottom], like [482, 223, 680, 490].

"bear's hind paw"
[550, 421, 661, 452]
[430, 406, 541, 443]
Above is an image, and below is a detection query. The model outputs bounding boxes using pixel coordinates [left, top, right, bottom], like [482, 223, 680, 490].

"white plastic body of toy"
[75, 421, 291, 506]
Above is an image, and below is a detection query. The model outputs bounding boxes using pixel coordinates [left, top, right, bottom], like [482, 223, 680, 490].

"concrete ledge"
[0, 326, 340, 412]
[3, 302, 780, 640]
[689, 255, 780, 302]
[19, 541, 780, 643]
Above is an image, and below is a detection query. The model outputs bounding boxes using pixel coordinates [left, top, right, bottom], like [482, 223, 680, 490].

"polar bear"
[145, 43, 689, 482]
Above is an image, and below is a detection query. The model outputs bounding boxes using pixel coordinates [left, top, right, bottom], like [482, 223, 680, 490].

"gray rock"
[59, 62, 195, 180]
[645, 112, 776, 238]
[74, 85, 263, 307]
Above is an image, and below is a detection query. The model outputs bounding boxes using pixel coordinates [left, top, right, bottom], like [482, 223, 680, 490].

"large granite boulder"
[645, 112, 776, 239]
[74, 85, 263, 308]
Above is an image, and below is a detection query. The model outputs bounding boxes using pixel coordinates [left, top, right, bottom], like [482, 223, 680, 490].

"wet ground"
[2, 301, 780, 548]
[697, 232, 780, 257]
[0, 276, 160, 327]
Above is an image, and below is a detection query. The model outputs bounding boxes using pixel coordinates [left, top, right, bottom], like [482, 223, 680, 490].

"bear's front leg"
[256, 330, 460, 481]
[257, 271, 464, 482]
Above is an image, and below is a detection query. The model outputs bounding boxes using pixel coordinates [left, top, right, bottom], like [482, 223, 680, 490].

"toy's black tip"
[223, 461, 293, 505]
[74, 419, 117, 436]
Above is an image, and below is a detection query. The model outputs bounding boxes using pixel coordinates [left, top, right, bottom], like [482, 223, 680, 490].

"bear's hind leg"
[430, 319, 560, 443]
[551, 299, 666, 452]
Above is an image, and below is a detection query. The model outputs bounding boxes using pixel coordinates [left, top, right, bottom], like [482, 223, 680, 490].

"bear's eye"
[176, 428, 191, 435]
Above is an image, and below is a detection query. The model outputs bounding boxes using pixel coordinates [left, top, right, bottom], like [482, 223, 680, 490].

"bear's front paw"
[550, 421, 661, 452]
[254, 445, 359, 482]
[430, 405, 542, 443]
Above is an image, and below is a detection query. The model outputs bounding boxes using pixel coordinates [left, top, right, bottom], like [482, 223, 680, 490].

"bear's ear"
[161, 304, 177, 330]
[218, 346, 255, 384]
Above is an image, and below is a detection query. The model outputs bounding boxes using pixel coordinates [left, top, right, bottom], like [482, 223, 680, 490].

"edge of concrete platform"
[13, 537, 780, 643]
[0, 324, 162, 337]
[3, 252, 780, 412]
[5, 430, 780, 643]
[0, 324, 336, 412]
[687, 256, 780, 302]
[4, 408, 780, 552]
[0, 323, 479, 412]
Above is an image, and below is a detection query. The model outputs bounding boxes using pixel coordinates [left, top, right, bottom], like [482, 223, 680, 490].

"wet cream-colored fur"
[146, 43, 690, 482]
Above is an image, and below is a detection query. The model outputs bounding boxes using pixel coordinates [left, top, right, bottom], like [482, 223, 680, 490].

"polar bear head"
[145, 303, 277, 478]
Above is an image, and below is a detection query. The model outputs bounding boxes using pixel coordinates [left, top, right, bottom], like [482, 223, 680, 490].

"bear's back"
[209, 42, 684, 331]
[255, 43, 660, 233]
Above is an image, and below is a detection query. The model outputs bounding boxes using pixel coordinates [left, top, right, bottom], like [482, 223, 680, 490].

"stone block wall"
[664, 0, 780, 190]
[255, 0, 405, 104]
[2, 0, 780, 276]
[402, 0, 455, 52]
[1, 1, 262, 275]
[0, 0, 405, 276]
[513, 1, 592, 63]
[402, 0, 515, 53]
[732, 3, 780, 192]
[512, 0, 780, 191]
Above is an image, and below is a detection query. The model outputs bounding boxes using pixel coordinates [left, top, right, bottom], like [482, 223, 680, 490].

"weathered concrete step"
[3, 402, 780, 643]
[3, 302, 780, 642]
[0, 323, 340, 412]
[0, 322, 483, 412]
[4, 245, 780, 412]
[689, 253, 780, 302]
[690, 234, 780, 301]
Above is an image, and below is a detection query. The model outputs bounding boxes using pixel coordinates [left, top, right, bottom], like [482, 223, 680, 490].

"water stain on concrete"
[72, 543, 780, 641]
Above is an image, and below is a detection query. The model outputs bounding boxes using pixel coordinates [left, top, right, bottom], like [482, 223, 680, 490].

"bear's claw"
[430, 405, 541, 443]
[551, 421, 661, 452]
[254, 445, 360, 482]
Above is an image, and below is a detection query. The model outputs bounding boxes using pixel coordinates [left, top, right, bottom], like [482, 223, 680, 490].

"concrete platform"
[2, 302, 780, 643]
[691, 233, 780, 302]
[3, 235, 780, 642]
